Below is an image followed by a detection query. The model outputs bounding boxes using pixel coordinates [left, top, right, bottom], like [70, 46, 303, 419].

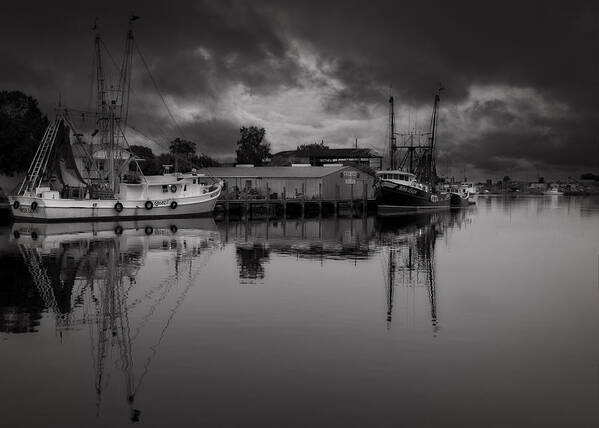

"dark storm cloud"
[0, 0, 597, 176]
[269, 1, 598, 106]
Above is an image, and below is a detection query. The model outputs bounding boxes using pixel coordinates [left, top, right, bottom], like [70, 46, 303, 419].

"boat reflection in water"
[5, 212, 471, 423]
[376, 210, 470, 332]
[218, 211, 470, 334]
[9, 218, 221, 422]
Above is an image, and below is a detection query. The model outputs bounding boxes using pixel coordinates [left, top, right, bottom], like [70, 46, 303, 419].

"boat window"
[162, 185, 168, 193]
[184, 184, 187, 191]
[193, 179, 196, 184]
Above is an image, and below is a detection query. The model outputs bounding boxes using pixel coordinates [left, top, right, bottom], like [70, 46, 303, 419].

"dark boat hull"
[449, 192, 470, 207]
[375, 183, 451, 216]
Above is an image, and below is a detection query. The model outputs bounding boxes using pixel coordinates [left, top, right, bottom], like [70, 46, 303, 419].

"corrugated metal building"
[199, 165, 375, 200]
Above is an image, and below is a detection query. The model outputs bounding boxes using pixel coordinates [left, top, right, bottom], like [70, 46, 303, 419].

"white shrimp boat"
[8, 18, 221, 221]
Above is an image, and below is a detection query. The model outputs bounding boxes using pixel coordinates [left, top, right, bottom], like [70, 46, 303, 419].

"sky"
[0, 0, 597, 180]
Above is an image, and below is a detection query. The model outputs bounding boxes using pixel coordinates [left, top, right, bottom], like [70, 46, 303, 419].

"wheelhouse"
[375, 171, 416, 182]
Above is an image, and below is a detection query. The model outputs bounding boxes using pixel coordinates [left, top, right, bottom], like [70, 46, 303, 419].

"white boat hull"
[8, 187, 220, 222]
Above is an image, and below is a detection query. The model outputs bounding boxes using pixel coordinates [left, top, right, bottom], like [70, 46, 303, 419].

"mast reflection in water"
[7, 218, 221, 423]
[1, 197, 598, 427]
[377, 211, 470, 332]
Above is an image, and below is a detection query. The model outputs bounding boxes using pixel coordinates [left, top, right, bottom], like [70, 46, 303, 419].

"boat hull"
[375, 182, 450, 216]
[8, 188, 220, 222]
[449, 192, 470, 207]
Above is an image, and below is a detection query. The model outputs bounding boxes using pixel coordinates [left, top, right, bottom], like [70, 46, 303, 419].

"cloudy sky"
[1, 0, 597, 179]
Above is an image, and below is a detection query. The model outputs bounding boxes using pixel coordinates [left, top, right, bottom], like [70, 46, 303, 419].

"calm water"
[1, 196, 598, 427]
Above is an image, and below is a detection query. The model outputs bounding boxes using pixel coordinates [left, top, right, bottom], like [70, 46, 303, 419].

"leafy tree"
[156, 153, 175, 171]
[169, 138, 196, 157]
[131, 139, 220, 174]
[193, 153, 221, 168]
[0, 91, 49, 175]
[502, 175, 511, 182]
[168, 138, 197, 172]
[235, 126, 270, 165]
[129, 144, 163, 175]
[297, 140, 329, 153]
[129, 144, 155, 160]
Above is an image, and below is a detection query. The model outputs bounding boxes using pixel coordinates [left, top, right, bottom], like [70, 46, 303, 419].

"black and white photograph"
[0, 1, 598, 426]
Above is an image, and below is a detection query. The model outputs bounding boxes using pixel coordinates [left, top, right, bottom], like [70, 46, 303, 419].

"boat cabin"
[375, 170, 429, 192]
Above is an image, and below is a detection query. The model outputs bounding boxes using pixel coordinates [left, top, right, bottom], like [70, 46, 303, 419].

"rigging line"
[115, 123, 147, 182]
[88, 40, 97, 113]
[129, 271, 180, 343]
[133, 251, 213, 397]
[126, 123, 171, 152]
[99, 39, 122, 87]
[134, 40, 187, 140]
[98, 37, 173, 145]
[99, 37, 219, 181]
[125, 124, 219, 182]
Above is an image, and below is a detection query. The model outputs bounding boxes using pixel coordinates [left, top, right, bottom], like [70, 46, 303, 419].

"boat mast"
[94, 23, 108, 180]
[388, 96, 396, 170]
[118, 16, 137, 128]
[428, 88, 443, 189]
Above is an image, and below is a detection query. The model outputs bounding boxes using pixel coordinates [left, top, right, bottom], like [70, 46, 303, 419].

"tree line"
[129, 138, 221, 175]
[0, 90, 273, 176]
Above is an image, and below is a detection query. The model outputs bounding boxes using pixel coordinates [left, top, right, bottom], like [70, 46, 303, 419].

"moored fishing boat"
[375, 92, 451, 215]
[8, 17, 221, 222]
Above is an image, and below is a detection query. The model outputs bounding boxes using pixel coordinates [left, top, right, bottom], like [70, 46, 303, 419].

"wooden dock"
[214, 198, 376, 219]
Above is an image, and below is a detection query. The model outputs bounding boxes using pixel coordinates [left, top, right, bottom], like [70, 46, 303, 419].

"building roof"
[198, 165, 354, 179]
[273, 147, 382, 159]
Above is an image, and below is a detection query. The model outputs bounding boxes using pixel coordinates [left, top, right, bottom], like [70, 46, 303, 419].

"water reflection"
[218, 212, 471, 332]
[377, 211, 470, 332]
[5, 218, 220, 422]
[1, 198, 598, 427]
[219, 217, 377, 284]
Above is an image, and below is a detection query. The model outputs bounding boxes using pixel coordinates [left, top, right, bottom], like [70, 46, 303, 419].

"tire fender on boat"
[170, 225, 178, 233]
[114, 225, 124, 235]
[30, 201, 38, 211]
[170, 201, 178, 210]
[12, 200, 19, 209]
[144, 226, 153, 235]
[144, 201, 153, 210]
[114, 202, 124, 212]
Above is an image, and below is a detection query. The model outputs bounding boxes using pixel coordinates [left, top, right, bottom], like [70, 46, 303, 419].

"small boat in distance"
[9, 18, 221, 221]
[375, 91, 451, 215]
[544, 186, 564, 196]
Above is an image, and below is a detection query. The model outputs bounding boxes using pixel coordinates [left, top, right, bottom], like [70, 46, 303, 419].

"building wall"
[322, 168, 374, 200]
[217, 166, 375, 200]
